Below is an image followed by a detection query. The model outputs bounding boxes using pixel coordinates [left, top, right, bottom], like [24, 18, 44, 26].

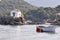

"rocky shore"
[0, 16, 59, 25]
[0, 16, 23, 25]
[0, 16, 43, 25]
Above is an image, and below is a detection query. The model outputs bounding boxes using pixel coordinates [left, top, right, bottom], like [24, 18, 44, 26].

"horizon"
[24, 0, 60, 8]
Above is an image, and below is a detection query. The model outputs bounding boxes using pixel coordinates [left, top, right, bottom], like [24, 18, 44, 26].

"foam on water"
[20, 25, 60, 40]
[55, 27, 60, 33]
[0, 25, 60, 40]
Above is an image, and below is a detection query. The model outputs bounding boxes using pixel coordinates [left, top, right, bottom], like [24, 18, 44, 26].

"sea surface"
[0, 25, 60, 40]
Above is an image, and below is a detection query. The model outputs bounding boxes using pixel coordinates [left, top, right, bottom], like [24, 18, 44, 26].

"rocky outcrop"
[0, 16, 44, 25]
[0, 16, 23, 25]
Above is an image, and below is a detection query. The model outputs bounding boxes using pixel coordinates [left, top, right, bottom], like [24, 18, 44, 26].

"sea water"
[0, 25, 60, 40]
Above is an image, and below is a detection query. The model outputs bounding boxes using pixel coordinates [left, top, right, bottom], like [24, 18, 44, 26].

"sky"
[24, 0, 60, 8]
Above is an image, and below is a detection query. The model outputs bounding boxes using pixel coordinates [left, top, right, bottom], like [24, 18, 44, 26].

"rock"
[0, 16, 23, 25]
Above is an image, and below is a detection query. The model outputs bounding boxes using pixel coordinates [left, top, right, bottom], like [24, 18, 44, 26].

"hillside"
[25, 6, 60, 22]
[0, 0, 60, 23]
[0, 0, 38, 15]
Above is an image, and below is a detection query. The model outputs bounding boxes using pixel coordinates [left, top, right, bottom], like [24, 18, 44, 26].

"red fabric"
[36, 27, 42, 32]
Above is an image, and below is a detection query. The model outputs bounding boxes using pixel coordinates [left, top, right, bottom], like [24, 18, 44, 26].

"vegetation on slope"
[0, 0, 60, 23]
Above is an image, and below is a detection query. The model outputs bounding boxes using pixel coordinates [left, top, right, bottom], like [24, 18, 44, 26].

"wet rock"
[0, 16, 22, 25]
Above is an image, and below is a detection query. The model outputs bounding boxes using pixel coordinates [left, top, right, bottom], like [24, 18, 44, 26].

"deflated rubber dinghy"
[36, 25, 56, 33]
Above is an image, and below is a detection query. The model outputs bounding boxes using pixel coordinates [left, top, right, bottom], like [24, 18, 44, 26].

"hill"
[0, 0, 38, 15]
[0, 0, 60, 23]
